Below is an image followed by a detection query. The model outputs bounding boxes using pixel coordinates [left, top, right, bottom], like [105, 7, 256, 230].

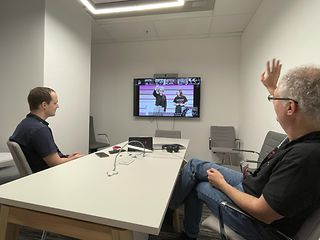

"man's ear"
[40, 101, 47, 109]
[286, 101, 298, 116]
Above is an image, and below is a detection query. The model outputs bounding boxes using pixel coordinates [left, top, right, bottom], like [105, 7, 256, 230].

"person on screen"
[10, 87, 83, 173]
[173, 90, 188, 116]
[153, 86, 167, 115]
[169, 59, 320, 240]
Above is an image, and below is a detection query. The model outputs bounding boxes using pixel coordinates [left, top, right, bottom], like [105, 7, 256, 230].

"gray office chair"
[6, 140, 48, 240]
[209, 126, 240, 165]
[236, 130, 287, 172]
[155, 129, 181, 139]
[7, 140, 32, 177]
[202, 131, 288, 239]
[0, 152, 20, 185]
[216, 201, 320, 240]
[89, 116, 111, 153]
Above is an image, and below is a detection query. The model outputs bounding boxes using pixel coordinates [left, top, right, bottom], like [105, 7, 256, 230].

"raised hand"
[260, 58, 282, 95]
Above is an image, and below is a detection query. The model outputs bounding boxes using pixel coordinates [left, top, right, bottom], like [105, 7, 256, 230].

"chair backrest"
[257, 131, 287, 163]
[155, 130, 181, 139]
[7, 140, 32, 177]
[295, 207, 320, 240]
[210, 126, 237, 148]
[89, 116, 97, 144]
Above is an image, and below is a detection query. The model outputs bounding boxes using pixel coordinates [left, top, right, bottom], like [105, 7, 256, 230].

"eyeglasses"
[267, 95, 298, 104]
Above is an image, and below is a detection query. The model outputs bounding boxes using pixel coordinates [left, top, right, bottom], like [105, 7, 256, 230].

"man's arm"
[153, 89, 158, 97]
[183, 96, 188, 103]
[207, 168, 283, 224]
[43, 152, 82, 167]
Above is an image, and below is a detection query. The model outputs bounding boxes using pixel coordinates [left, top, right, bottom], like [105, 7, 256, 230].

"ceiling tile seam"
[151, 21, 160, 40]
[241, 0, 263, 33]
[92, 32, 241, 45]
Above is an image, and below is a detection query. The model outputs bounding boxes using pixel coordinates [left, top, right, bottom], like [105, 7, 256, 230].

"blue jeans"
[169, 159, 281, 240]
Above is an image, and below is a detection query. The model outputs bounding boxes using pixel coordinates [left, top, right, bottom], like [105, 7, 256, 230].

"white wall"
[0, 0, 92, 154]
[91, 37, 241, 160]
[239, 0, 320, 152]
[44, 0, 92, 154]
[0, 0, 45, 151]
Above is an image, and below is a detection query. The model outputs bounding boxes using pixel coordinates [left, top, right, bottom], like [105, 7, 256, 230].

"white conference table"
[0, 137, 189, 240]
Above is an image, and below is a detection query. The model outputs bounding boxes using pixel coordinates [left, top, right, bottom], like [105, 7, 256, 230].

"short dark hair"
[27, 87, 55, 111]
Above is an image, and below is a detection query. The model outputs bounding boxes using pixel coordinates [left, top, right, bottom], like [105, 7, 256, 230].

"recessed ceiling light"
[79, 0, 185, 15]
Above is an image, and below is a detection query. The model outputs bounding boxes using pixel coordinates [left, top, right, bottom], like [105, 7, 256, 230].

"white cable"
[107, 140, 145, 177]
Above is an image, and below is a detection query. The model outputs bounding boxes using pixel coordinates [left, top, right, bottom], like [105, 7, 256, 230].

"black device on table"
[162, 144, 184, 153]
[95, 152, 109, 158]
[108, 149, 126, 154]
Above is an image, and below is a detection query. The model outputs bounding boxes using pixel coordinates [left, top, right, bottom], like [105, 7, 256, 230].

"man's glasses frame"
[267, 95, 298, 104]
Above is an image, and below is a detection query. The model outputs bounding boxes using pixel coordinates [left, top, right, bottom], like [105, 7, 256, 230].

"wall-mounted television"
[133, 77, 201, 118]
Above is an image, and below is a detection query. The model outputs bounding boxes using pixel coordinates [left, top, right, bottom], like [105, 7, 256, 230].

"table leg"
[0, 205, 19, 240]
[172, 209, 181, 232]
[112, 229, 134, 240]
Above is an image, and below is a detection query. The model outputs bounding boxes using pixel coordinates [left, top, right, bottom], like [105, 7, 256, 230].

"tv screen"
[133, 77, 201, 118]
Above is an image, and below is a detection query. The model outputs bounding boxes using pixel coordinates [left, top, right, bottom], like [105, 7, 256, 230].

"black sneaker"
[177, 231, 197, 240]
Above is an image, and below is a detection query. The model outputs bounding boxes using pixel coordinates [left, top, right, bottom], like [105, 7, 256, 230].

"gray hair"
[277, 65, 320, 122]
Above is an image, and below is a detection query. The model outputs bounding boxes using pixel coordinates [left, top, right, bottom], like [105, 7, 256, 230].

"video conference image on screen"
[133, 77, 201, 118]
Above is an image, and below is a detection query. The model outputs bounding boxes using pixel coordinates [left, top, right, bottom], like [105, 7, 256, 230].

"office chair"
[0, 153, 20, 185]
[202, 131, 288, 239]
[155, 129, 181, 139]
[216, 201, 320, 240]
[6, 140, 48, 240]
[209, 126, 240, 165]
[89, 116, 111, 153]
[235, 130, 287, 172]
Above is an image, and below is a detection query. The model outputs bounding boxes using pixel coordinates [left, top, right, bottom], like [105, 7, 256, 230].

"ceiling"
[79, 0, 263, 44]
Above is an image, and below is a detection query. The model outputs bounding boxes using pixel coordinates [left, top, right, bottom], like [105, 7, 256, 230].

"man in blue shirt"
[10, 87, 82, 173]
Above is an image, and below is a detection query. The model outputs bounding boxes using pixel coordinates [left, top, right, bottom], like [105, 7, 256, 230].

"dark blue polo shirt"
[10, 113, 66, 173]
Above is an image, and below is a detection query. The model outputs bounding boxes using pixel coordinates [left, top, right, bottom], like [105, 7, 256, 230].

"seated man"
[170, 59, 320, 240]
[10, 87, 82, 173]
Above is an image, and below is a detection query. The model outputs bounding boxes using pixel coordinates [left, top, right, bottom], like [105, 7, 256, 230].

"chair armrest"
[239, 159, 261, 174]
[235, 139, 240, 149]
[218, 201, 293, 240]
[97, 133, 110, 145]
[244, 160, 260, 163]
[231, 149, 260, 155]
[232, 150, 259, 173]
[218, 201, 252, 240]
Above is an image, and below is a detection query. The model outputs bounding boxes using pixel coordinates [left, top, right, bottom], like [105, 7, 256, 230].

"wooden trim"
[0, 205, 133, 240]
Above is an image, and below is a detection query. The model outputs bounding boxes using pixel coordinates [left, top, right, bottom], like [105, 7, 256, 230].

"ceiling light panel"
[79, 0, 185, 15]
[92, 0, 126, 3]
